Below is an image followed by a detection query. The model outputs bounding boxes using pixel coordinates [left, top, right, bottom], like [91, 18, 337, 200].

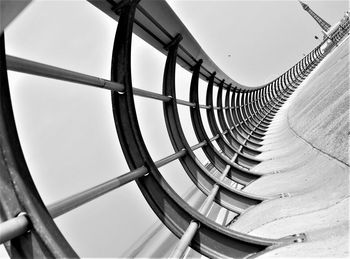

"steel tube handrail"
[6, 55, 211, 108]
[6, 48, 321, 113]
[89, 0, 329, 91]
[0, 0, 341, 257]
[170, 152, 236, 259]
[48, 142, 204, 218]
[6, 55, 125, 92]
[176, 99, 196, 107]
[133, 87, 172, 101]
[48, 166, 148, 218]
[169, 221, 199, 258]
[88, 0, 262, 90]
[0, 215, 29, 244]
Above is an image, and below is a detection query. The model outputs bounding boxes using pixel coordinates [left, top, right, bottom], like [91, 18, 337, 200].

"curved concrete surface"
[289, 39, 349, 166]
[231, 38, 349, 257]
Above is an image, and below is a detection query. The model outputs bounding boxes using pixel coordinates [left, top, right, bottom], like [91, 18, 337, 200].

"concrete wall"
[230, 38, 349, 258]
[288, 38, 349, 165]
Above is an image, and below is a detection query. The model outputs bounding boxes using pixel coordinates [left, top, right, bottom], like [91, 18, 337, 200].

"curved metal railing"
[1, 0, 348, 258]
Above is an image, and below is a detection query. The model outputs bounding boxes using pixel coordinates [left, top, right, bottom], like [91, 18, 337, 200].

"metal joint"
[111, 0, 137, 15]
[190, 59, 203, 71]
[218, 79, 225, 88]
[207, 71, 217, 81]
[164, 33, 183, 51]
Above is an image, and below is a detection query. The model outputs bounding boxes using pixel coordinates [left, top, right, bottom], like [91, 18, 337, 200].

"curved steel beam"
[215, 84, 262, 168]
[224, 89, 262, 156]
[162, 35, 268, 213]
[108, 2, 298, 258]
[203, 75, 266, 176]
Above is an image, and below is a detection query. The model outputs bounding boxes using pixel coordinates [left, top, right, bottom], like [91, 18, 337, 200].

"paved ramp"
[230, 38, 349, 257]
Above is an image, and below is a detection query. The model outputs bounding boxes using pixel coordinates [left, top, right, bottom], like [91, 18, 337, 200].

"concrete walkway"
[230, 38, 349, 258]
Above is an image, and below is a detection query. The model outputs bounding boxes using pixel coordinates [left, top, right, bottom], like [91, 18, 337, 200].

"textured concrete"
[231, 38, 349, 258]
[289, 39, 349, 165]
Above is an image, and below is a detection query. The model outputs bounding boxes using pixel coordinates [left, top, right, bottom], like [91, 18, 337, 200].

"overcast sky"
[1, 0, 348, 257]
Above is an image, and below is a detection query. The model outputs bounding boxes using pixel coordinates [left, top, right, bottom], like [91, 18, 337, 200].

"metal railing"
[1, 0, 348, 258]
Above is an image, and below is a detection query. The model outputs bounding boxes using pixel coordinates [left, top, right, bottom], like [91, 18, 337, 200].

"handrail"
[88, 0, 288, 90]
[87, 0, 339, 94]
[0, 0, 348, 258]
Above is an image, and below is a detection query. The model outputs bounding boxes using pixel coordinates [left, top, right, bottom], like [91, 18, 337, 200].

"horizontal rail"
[170, 221, 199, 258]
[0, 0, 341, 257]
[170, 154, 237, 258]
[176, 99, 196, 107]
[133, 87, 171, 101]
[5, 2, 334, 98]
[155, 149, 187, 168]
[0, 214, 29, 244]
[6, 55, 125, 92]
[88, 0, 263, 90]
[6, 55, 309, 116]
[48, 141, 206, 218]
[209, 134, 220, 141]
[199, 104, 211, 109]
[189, 140, 207, 150]
[48, 166, 148, 218]
[88, 0, 334, 92]
[5, 55, 211, 108]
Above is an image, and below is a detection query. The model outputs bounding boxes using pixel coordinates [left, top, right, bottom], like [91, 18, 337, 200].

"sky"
[1, 0, 348, 257]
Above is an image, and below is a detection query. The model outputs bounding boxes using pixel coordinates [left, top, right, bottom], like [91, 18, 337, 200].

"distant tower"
[299, 0, 331, 32]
